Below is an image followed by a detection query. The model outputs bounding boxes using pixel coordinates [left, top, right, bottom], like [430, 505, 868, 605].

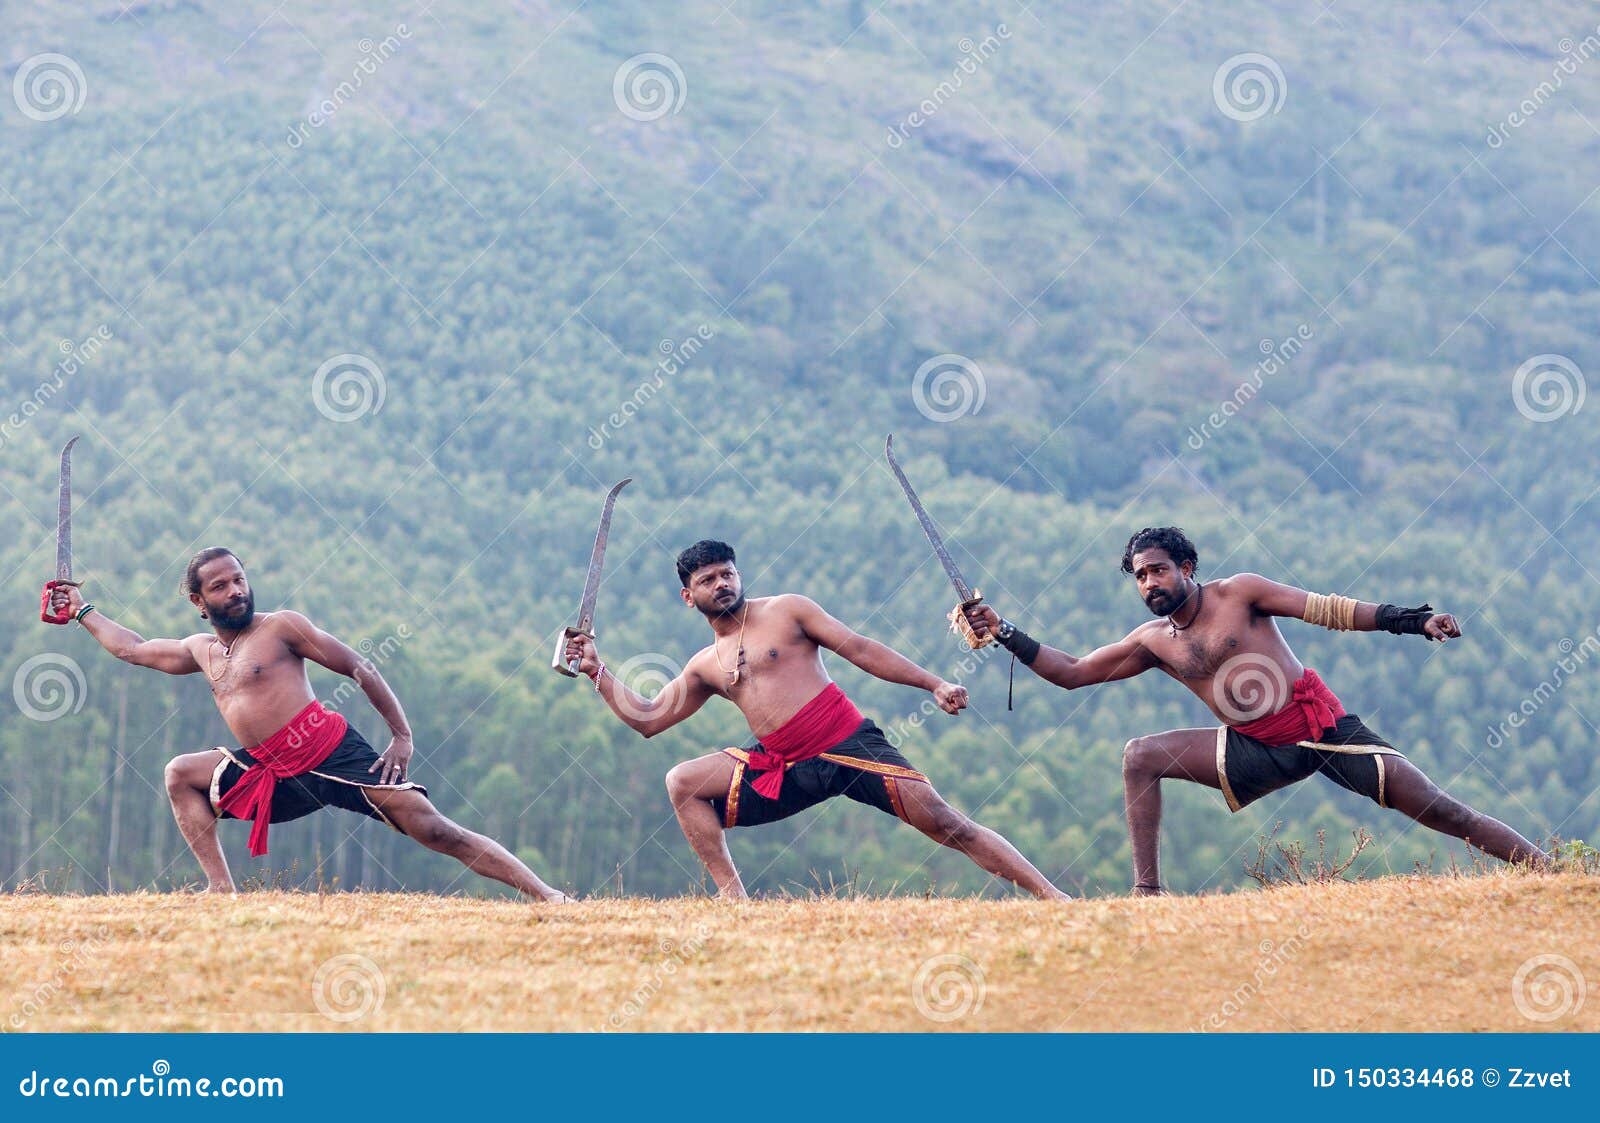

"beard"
[698, 590, 746, 620]
[1145, 586, 1183, 617]
[207, 590, 255, 631]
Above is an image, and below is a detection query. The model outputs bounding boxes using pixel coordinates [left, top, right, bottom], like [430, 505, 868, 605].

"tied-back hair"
[181, 546, 239, 596]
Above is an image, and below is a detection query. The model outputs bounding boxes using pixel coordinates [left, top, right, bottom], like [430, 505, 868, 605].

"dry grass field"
[2, 874, 1594, 1032]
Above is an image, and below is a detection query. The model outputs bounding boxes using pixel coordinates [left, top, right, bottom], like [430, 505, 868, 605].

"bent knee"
[1122, 736, 1160, 777]
[664, 762, 705, 804]
[165, 753, 214, 796]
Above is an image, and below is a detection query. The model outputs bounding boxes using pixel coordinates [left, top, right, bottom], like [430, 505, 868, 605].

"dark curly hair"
[1120, 527, 1198, 576]
[676, 539, 736, 587]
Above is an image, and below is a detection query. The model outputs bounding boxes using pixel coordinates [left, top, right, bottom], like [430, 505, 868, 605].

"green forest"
[1, 1, 1597, 897]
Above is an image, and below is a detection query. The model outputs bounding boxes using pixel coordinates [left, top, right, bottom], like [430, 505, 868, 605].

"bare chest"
[201, 642, 290, 699]
[1153, 630, 1241, 681]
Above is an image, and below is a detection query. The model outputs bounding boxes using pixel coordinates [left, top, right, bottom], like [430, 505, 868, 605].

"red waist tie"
[1230, 667, 1345, 744]
[216, 700, 348, 857]
[746, 683, 864, 800]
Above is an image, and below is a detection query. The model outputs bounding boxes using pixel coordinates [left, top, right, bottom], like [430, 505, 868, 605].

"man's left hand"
[1423, 613, 1462, 642]
[371, 735, 415, 785]
[933, 681, 968, 714]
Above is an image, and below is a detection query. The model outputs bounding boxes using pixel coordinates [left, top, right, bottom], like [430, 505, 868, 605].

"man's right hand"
[50, 582, 86, 620]
[564, 632, 601, 678]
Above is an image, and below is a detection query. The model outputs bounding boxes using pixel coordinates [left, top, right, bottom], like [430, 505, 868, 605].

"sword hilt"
[551, 627, 593, 677]
[949, 591, 993, 650]
[40, 579, 81, 625]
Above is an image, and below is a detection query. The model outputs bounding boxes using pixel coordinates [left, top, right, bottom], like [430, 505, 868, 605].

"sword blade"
[884, 435, 975, 603]
[574, 477, 631, 633]
[55, 436, 79, 581]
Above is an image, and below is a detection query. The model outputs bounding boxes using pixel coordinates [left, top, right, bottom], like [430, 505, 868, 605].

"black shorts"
[209, 724, 429, 835]
[1217, 713, 1404, 812]
[711, 719, 929, 828]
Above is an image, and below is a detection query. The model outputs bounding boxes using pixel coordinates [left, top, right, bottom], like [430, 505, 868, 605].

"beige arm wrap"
[1303, 591, 1359, 631]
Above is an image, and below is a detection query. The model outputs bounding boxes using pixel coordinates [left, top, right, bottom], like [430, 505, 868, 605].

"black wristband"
[998, 624, 1041, 666]
[1376, 602, 1433, 636]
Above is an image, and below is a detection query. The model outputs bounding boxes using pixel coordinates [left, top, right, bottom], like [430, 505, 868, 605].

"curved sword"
[553, 478, 632, 676]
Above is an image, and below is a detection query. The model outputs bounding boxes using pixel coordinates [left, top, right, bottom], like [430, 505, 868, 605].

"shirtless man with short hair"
[564, 539, 1068, 900]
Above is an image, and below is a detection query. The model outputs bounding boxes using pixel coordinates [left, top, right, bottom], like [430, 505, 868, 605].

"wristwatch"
[995, 618, 1016, 642]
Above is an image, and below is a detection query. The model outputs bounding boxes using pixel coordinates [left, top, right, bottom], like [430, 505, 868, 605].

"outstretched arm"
[279, 612, 413, 782]
[792, 595, 968, 714]
[964, 603, 1157, 690]
[564, 634, 713, 737]
[51, 584, 200, 674]
[1231, 573, 1462, 642]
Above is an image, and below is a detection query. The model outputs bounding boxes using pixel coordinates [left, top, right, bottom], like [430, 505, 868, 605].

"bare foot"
[540, 891, 577, 904]
[1041, 887, 1074, 902]
[205, 882, 237, 894]
[715, 887, 749, 901]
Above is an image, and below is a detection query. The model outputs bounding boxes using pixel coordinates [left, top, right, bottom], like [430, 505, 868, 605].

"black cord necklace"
[1167, 582, 1204, 637]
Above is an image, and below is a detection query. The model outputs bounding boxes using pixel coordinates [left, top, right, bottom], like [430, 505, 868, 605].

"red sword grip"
[40, 579, 80, 625]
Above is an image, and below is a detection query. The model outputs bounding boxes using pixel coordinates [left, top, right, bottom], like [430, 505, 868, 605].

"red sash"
[746, 683, 864, 800]
[1230, 667, 1344, 744]
[216, 700, 348, 856]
